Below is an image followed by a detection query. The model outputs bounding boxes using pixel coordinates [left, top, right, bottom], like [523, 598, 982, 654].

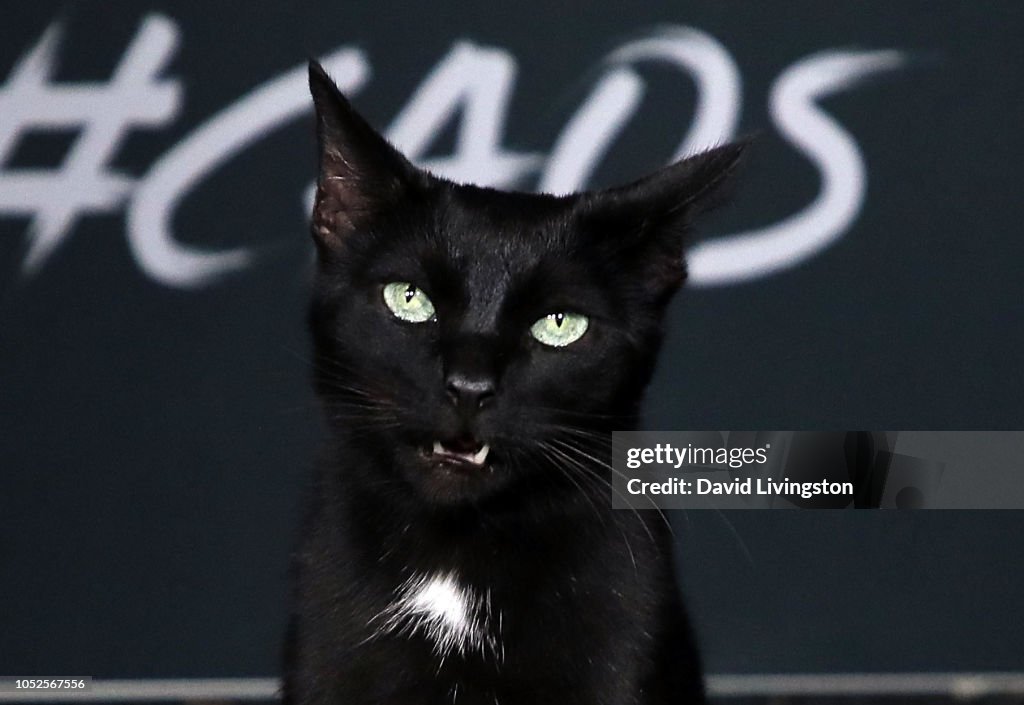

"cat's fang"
[472, 444, 490, 465]
[431, 441, 491, 466]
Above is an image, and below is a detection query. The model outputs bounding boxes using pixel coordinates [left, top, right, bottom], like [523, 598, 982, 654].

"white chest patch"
[371, 571, 501, 660]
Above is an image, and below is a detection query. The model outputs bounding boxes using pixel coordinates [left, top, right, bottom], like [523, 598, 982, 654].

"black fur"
[283, 61, 745, 705]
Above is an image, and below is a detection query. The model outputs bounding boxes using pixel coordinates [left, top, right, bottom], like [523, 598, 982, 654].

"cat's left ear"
[308, 61, 423, 251]
[579, 141, 748, 300]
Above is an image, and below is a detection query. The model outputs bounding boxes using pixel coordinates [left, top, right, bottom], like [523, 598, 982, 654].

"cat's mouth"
[426, 438, 491, 468]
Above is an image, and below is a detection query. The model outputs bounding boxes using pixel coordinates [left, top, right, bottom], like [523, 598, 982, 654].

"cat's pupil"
[554, 313, 564, 327]
[404, 286, 416, 303]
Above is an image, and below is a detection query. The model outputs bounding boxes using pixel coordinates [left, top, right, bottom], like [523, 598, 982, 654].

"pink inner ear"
[309, 67, 428, 248]
[312, 180, 358, 248]
[312, 143, 413, 248]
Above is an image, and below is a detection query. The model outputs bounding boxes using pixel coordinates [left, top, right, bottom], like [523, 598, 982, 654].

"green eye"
[530, 312, 589, 347]
[383, 282, 435, 323]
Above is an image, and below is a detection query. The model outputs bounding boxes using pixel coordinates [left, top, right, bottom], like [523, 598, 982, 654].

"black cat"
[283, 61, 745, 705]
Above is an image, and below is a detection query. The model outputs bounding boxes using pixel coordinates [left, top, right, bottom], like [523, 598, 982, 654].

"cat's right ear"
[308, 61, 420, 251]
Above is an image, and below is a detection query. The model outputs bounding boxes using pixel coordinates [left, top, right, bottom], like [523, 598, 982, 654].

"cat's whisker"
[539, 437, 658, 550]
[532, 441, 641, 581]
[280, 344, 366, 382]
[532, 441, 608, 529]
[281, 344, 403, 410]
[520, 405, 635, 424]
[278, 344, 317, 369]
[544, 451, 655, 579]
[325, 398, 395, 414]
[320, 377, 390, 401]
[553, 436, 734, 564]
[546, 434, 673, 545]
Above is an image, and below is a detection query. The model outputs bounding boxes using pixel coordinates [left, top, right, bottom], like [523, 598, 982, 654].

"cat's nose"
[445, 373, 495, 411]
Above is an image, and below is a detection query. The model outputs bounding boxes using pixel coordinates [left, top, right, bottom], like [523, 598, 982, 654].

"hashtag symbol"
[0, 15, 181, 274]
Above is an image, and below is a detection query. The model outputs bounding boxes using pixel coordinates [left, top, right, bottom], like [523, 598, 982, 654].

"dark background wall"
[1, 1, 1022, 676]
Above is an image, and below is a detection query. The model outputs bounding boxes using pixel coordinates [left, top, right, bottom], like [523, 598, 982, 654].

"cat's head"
[307, 62, 744, 507]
